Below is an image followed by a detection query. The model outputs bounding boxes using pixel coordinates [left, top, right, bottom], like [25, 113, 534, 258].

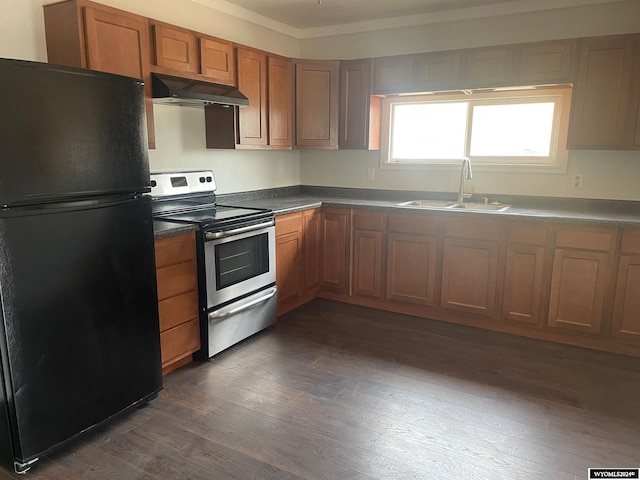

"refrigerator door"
[0, 196, 162, 465]
[0, 58, 149, 207]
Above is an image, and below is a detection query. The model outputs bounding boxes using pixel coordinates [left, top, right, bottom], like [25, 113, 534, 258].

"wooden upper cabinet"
[464, 46, 515, 88]
[372, 54, 416, 94]
[518, 40, 576, 85]
[568, 34, 639, 149]
[200, 36, 235, 85]
[151, 23, 198, 74]
[295, 60, 340, 149]
[415, 51, 463, 90]
[339, 59, 380, 150]
[43, 0, 155, 148]
[236, 47, 268, 146]
[268, 56, 293, 148]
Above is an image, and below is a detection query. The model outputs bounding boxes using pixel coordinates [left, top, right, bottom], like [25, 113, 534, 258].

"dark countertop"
[154, 186, 640, 238]
[153, 220, 198, 239]
[220, 192, 640, 229]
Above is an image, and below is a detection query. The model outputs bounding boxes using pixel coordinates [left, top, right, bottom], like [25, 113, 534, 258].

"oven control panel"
[150, 171, 216, 197]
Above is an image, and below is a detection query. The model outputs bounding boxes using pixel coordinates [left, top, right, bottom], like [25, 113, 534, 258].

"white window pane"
[392, 102, 468, 160]
[470, 102, 555, 157]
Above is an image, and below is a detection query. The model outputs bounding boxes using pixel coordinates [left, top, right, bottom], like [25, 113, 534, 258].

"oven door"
[203, 222, 276, 309]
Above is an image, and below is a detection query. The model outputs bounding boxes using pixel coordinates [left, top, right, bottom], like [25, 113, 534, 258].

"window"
[381, 86, 572, 172]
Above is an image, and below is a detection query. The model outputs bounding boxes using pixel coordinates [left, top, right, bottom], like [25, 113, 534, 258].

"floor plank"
[1, 298, 638, 479]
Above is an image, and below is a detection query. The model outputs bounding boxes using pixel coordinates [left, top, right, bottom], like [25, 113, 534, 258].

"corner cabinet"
[295, 60, 340, 149]
[339, 59, 380, 150]
[352, 210, 386, 299]
[320, 208, 350, 293]
[154, 233, 200, 375]
[43, 0, 155, 148]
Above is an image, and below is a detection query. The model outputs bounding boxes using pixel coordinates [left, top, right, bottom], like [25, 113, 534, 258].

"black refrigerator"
[0, 58, 162, 474]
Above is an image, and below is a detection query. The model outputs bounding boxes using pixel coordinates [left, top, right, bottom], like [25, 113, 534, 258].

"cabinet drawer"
[156, 261, 198, 300]
[621, 231, 640, 254]
[508, 225, 548, 246]
[555, 228, 613, 251]
[445, 218, 501, 241]
[160, 318, 200, 365]
[159, 290, 199, 332]
[353, 210, 385, 231]
[155, 233, 196, 267]
[388, 213, 438, 235]
[276, 212, 303, 236]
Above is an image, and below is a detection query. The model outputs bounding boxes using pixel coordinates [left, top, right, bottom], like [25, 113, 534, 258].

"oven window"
[214, 232, 270, 289]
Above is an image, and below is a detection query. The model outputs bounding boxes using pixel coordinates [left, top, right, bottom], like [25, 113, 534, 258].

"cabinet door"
[612, 255, 640, 341]
[200, 36, 235, 85]
[568, 35, 637, 149]
[295, 60, 340, 148]
[386, 232, 437, 307]
[353, 229, 384, 298]
[441, 238, 499, 316]
[303, 209, 322, 293]
[152, 24, 198, 74]
[502, 244, 546, 325]
[415, 51, 463, 90]
[276, 231, 304, 305]
[464, 47, 515, 87]
[237, 48, 267, 146]
[82, 6, 155, 148]
[518, 40, 576, 84]
[372, 54, 416, 94]
[547, 249, 609, 334]
[268, 56, 293, 147]
[320, 209, 349, 293]
[339, 59, 380, 150]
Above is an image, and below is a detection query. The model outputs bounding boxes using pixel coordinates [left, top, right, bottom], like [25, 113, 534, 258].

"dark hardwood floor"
[4, 299, 639, 479]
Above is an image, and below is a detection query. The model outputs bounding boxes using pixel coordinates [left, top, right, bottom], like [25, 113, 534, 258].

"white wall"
[300, 0, 640, 200]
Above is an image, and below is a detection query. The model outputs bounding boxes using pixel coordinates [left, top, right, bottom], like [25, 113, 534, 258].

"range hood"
[151, 73, 249, 107]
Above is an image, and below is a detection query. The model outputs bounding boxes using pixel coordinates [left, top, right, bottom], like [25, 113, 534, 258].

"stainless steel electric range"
[150, 171, 277, 359]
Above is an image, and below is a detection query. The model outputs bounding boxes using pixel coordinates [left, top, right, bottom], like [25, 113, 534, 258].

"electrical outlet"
[366, 168, 375, 181]
[571, 173, 583, 189]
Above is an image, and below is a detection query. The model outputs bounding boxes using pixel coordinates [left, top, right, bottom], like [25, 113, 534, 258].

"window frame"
[379, 86, 572, 174]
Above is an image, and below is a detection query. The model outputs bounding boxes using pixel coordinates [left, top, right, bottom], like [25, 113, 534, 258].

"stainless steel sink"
[447, 202, 510, 212]
[396, 199, 510, 212]
[396, 199, 458, 208]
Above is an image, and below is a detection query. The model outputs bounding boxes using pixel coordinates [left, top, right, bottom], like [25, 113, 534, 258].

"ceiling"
[193, 0, 626, 33]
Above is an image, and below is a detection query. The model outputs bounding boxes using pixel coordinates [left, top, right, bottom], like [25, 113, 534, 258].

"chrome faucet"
[457, 157, 473, 203]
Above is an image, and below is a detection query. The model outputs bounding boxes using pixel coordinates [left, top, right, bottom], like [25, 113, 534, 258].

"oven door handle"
[205, 221, 274, 240]
[208, 286, 278, 322]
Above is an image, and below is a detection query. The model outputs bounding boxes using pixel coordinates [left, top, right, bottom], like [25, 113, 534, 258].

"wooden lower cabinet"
[154, 232, 200, 374]
[611, 230, 640, 341]
[352, 211, 385, 299]
[441, 219, 501, 317]
[547, 228, 614, 335]
[276, 210, 322, 315]
[320, 208, 350, 293]
[385, 213, 439, 307]
[273, 207, 637, 357]
[275, 212, 304, 313]
[501, 225, 549, 326]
